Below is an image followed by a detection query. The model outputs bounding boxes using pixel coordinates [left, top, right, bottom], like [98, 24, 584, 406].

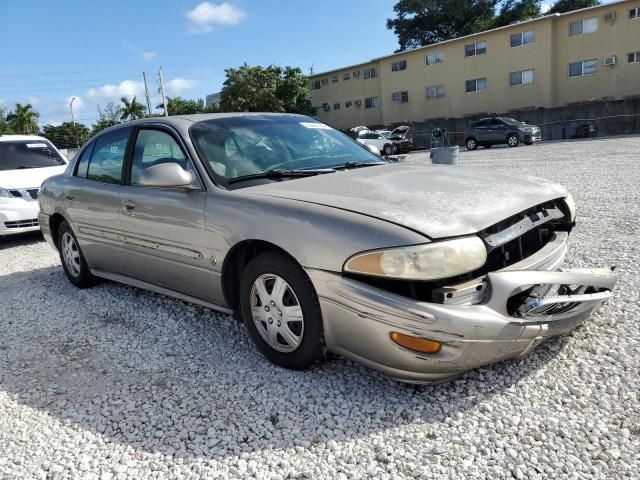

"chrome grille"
[9, 190, 22, 198]
[26, 188, 39, 199]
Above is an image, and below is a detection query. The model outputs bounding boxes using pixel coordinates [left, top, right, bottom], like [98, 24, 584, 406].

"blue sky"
[0, 0, 607, 126]
[0, 0, 399, 126]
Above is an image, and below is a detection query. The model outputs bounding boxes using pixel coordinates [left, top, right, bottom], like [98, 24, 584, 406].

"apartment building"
[310, 0, 640, 129]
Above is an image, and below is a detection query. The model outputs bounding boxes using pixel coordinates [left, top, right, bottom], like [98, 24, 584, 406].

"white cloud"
[143, 51, 157, 60]
[87, 80, 146, 102]
[164, 77, 199, 95]
[123, 40, 157, 61]
[186, 2, 246, 33]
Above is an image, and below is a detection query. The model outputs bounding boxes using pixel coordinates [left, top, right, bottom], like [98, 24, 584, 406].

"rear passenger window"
[87, 128, 131, 184]
[75, 142, 94, 178]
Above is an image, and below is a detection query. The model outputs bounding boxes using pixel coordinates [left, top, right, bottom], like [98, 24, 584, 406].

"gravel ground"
[1, 137, 639, 479]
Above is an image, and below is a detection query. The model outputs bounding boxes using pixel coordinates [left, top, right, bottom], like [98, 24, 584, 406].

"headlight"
[344, 236, 487, 281]
[565, 192, 577, 222]
[0, 187, 12, 198]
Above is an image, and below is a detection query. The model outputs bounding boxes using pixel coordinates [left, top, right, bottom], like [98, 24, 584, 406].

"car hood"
[242, 162, 567, 239]
[391, 125, 410, 137]
[0, 165, 67, 189]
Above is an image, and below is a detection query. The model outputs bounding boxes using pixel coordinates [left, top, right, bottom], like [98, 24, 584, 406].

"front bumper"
[308, 234, 616, 382]
[0, 201, 40, 236]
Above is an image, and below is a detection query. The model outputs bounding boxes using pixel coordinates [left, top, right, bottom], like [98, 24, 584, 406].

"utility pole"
[158, 66, 168, 116]
[143, 72, 152, 117]
[69, 97, 78, 148]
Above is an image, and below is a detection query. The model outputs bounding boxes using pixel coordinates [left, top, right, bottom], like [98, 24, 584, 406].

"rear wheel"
[507, 134, 520, 147]
[58, 221, 97, 288]
[239, 252, 325, 370]
[466, 138, 477, 151]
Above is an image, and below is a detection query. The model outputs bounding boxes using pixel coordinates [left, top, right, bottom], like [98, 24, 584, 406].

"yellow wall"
[311, 0, 640, 129]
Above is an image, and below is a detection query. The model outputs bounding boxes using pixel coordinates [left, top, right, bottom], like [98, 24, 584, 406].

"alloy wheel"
[250, 274, 304, 353]
[61, 232, 81, 278]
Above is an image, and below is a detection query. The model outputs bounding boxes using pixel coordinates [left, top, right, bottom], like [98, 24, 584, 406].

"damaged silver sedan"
[38, 113, 616, 382]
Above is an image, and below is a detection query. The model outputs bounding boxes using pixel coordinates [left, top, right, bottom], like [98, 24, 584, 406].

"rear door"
[64, 127, 132, 274]
[118, 126, 218, 303]
[472, 120, 490, 142]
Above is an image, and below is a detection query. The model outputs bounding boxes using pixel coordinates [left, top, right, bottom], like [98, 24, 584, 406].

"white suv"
[0, 135, 67, 236]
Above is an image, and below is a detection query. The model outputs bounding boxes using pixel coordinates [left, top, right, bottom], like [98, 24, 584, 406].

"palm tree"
[119, 96, 146, 121]
[6, 103, 39, 134]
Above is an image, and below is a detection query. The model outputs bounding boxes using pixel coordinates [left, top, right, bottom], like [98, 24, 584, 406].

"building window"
[630, 8, 639, 19]
[628, 51, 640, 63]
[365, 96, 380, 109]
[510, 69, 535, 86]
[311, 80, 321, 90]
[425, 52, 444, 65]
[510, 30, 534, 47]
[343, 72, 351, 81]
[465, 41, 487, 57]
[322, 103, 330, 112]
[426, 85, 445, 98]
[321, 78, 328, 85]
[391, 60, 407, 72]
[465, 77, 487, 93]
[391, 91, 409, 104]
[345, 100, 353, 108]
[569, 17, 598, 36]
[331, 76, 338, 83]
[333, 103, 340, 110]
[568, 59, 598, 77]
[363, 68, 377, 79]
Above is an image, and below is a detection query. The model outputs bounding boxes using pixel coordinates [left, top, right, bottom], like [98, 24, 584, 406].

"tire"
[466, 138, 477, 151]
[57, 220, 97, 288]
[507, 134, 520, 147]
[239, 251, 325, 370]
[383, 144, 394, 156]
[524, 140, 533, 146]
[484, 144, 492, 148]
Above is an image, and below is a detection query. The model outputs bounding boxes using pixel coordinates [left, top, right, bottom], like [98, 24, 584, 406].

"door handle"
[65, 194, 74, 200]
[122, 200, 136, 212]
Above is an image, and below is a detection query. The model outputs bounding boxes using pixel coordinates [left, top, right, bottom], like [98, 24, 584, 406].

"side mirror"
[138, 162, 194, 188]
[365, 144, 381, 156]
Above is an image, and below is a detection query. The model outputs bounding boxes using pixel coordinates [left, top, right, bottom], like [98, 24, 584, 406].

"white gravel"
[1, 136, 639, 479]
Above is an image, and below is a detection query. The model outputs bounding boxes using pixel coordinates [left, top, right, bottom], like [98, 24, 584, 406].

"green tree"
[91, 102, 121, 136]
[547, 0, 599, 14]
[6, 103, 40, 134]
[42, 122, 90, 149]
[119, 96, 146, 121]
[0, 107, 14, 134]
[90, 118, 120, 137]
[220, 64, 314, 115]
[386, 0, 499, 51]
[159, 96, 207, 115]
[494, 0, 542, 27]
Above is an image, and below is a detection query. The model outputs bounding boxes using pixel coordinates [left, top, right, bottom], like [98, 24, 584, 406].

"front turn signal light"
[390, 332, 442, 354]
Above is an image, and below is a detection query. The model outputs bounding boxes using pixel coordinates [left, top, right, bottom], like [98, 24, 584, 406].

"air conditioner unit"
[603, 55, 617, 66]
[353, 70, 360, 78]
[604, 11, 615, 22]
[354, 99, 362, 107]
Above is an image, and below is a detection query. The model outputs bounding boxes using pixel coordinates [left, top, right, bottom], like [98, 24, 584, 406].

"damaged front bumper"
[307, 233, 617, 383]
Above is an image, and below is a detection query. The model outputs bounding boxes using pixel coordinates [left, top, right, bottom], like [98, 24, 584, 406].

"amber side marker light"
[390, 332, 442, 354]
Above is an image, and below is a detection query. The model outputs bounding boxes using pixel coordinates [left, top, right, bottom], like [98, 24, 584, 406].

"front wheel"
[239, 252, 325, 370]
[466, 138, 477, 151]
[507, 134, 520, 147]
[58, 221, 97, 288]
[383, 144, 395, 156]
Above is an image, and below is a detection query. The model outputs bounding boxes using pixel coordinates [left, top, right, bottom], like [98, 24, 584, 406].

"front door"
[118, 127, 220, 303]
[63, 127, 132, 274]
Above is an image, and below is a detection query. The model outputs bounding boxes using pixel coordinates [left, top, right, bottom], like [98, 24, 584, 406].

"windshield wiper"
[332, 161, 382, 170]
[228, 168, 336, 185]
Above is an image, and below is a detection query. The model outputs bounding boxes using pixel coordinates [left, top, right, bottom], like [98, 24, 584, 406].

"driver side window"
[131, 129, 188, 185]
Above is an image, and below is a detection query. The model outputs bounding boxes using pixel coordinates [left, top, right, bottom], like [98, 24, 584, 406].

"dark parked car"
[379, 126, 413, 153]
[464, 117, 541, 150]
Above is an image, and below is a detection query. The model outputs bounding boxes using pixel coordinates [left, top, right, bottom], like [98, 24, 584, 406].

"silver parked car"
[39, 113, 616, 382]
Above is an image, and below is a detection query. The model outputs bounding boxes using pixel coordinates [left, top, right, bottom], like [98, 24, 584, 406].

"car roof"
[0, 134, 50, 143]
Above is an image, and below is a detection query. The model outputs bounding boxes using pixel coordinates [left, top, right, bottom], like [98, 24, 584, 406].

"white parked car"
[0, 135, 67, 236]
[356, 130, 396, 156]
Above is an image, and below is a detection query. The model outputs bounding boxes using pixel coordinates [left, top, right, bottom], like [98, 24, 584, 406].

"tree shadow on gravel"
[0, 265, 569, 461]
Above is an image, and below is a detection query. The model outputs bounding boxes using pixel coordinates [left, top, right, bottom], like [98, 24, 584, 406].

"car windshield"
[0, 140, 65, 171]
[190, 115, 383, 186]
[500, 117, 526, 126]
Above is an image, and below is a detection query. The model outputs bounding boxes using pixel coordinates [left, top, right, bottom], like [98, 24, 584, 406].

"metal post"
[69, 97, 78, 148]
[143, 72, 152, 117]
[158, 67, 168, 116]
